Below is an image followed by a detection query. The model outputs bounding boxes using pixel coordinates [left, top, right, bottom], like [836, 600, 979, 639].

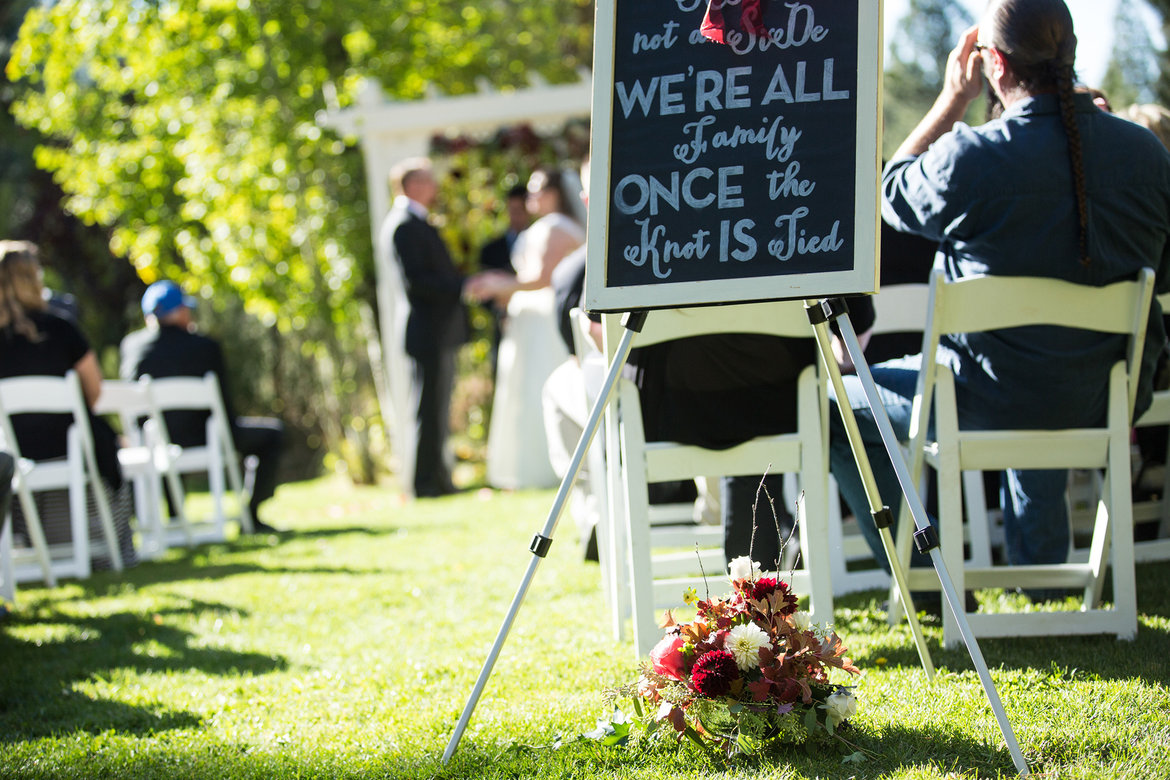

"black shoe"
[249, 519, 280, 534]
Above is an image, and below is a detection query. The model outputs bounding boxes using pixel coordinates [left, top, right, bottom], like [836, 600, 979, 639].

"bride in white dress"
[484, 167, 586, 489]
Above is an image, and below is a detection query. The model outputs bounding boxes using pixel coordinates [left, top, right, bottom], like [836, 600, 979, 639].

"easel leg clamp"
[805, 296, 849, 325]
[529, 533, 553, 558]
[914, 525, 940, 554]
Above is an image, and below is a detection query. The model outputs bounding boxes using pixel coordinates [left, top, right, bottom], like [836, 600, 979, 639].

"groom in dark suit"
[380, 158, 469, 498]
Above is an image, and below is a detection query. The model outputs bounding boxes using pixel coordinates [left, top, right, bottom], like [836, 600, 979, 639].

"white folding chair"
[571, 307, 705, 639]
[143, 372, 253, 542]
[0, 371, 123, 589]
[892, 268, 1154, 647]
[604, 302, 835, 657]
[94, 379, 186, 559]
[1130, 291, 1170, 562]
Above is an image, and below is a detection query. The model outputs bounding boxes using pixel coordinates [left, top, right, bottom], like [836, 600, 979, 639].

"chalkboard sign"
[585, 0, 882, 312]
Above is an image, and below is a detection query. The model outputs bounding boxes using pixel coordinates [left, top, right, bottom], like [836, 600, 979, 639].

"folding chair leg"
[164, 468, 195, 547]
[14, 486, 56, 587]
[1160, 455, 1170, 539]
[962, 471, 993, 567]
[69, 480, 92, 579]
[1, 516, 14, 602]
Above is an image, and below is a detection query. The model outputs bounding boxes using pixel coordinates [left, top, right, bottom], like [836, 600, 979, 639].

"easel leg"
[805, 299, 935, 678]
[441, 311, 647, 765]
[808, 298, 1030, 776]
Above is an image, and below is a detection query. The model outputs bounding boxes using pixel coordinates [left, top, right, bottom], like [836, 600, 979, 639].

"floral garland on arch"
[617, 556, 861, 757]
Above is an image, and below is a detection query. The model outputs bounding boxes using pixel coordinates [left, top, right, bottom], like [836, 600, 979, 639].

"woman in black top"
[0, 240, 135, 568]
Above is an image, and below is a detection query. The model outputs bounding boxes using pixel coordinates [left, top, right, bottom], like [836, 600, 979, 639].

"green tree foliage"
[1129, 0, 1170, 108]
[0, 0, 141, 357]
[882, 0, 976, 159]
[6, 0, 593, 483]
[1100, 0, 1160, 110]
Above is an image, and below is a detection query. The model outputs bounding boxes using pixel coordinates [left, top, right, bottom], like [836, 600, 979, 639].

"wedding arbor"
[317, 72, 592, 489]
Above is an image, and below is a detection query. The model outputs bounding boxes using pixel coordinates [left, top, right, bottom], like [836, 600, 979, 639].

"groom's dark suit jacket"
[384, 206, 468, 357]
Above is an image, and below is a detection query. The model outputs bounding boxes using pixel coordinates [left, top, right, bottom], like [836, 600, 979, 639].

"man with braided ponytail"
[829, 0, 1170, 587]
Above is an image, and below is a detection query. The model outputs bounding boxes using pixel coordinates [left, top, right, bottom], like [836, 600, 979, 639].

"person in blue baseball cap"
[139, 280, 197, 319]
[120, 280, 285, 534]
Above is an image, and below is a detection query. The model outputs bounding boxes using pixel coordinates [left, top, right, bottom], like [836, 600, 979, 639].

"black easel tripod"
[442, 299, 1030, 776]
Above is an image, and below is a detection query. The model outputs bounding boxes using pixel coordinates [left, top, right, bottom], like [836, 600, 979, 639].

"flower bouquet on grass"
[617, 556, 861, 758]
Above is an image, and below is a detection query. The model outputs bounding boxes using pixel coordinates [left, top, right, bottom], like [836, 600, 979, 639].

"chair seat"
[644, 435, 805, 482]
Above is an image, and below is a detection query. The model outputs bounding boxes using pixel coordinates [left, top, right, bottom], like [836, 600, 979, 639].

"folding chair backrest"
[0, 373, 104, 489]
[922, 268, 1154, 419]
[871, 283, 930, 336]
[94, 379, 153, 443]
[607, 300, 816, 354]
[0, 373, 85, 425]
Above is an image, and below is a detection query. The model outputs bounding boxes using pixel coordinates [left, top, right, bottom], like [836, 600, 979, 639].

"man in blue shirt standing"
[831, 0, 1170, 575]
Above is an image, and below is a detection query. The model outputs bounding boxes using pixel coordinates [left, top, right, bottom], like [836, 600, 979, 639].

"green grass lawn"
[2, 478, 1168, 779]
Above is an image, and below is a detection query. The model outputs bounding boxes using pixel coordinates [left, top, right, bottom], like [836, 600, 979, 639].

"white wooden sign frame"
[585, 0, 883, 312]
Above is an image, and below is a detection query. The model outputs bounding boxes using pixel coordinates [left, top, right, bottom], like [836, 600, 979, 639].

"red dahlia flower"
[751, 577, 780, 600]
[690, 650, 739, 697]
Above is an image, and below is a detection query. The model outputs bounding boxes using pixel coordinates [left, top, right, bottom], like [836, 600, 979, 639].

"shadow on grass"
[74, 561, 397, 594]
[63, 535, 417, 593]
[0, 748, 454, 780]
[0, 599, 286, 742]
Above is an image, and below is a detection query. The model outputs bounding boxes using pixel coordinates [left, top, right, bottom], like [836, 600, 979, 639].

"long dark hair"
[531, 167, 580, 223]
[984, 0, 1090, 265]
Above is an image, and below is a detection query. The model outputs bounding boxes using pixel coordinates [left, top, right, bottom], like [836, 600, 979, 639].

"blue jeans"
[828, 355, 1069, 573]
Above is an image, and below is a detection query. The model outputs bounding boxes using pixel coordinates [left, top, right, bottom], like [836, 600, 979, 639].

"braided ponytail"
[1050, 60, 1091, 265]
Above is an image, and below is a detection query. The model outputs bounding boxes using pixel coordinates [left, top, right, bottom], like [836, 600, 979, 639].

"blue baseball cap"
[141, 281, 196, 318]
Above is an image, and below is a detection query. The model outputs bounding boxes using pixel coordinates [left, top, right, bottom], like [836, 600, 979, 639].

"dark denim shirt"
[882, 92, 1170, 429]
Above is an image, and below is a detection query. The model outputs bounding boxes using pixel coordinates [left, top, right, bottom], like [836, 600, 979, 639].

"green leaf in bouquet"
[695, 699, 735, 737]
[581, 709, 631, 747]
[803, 706, 819, 738]
[684, 725, 708, 752]
[737, 708, 768, 739]
[736, 731, 761, 756]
